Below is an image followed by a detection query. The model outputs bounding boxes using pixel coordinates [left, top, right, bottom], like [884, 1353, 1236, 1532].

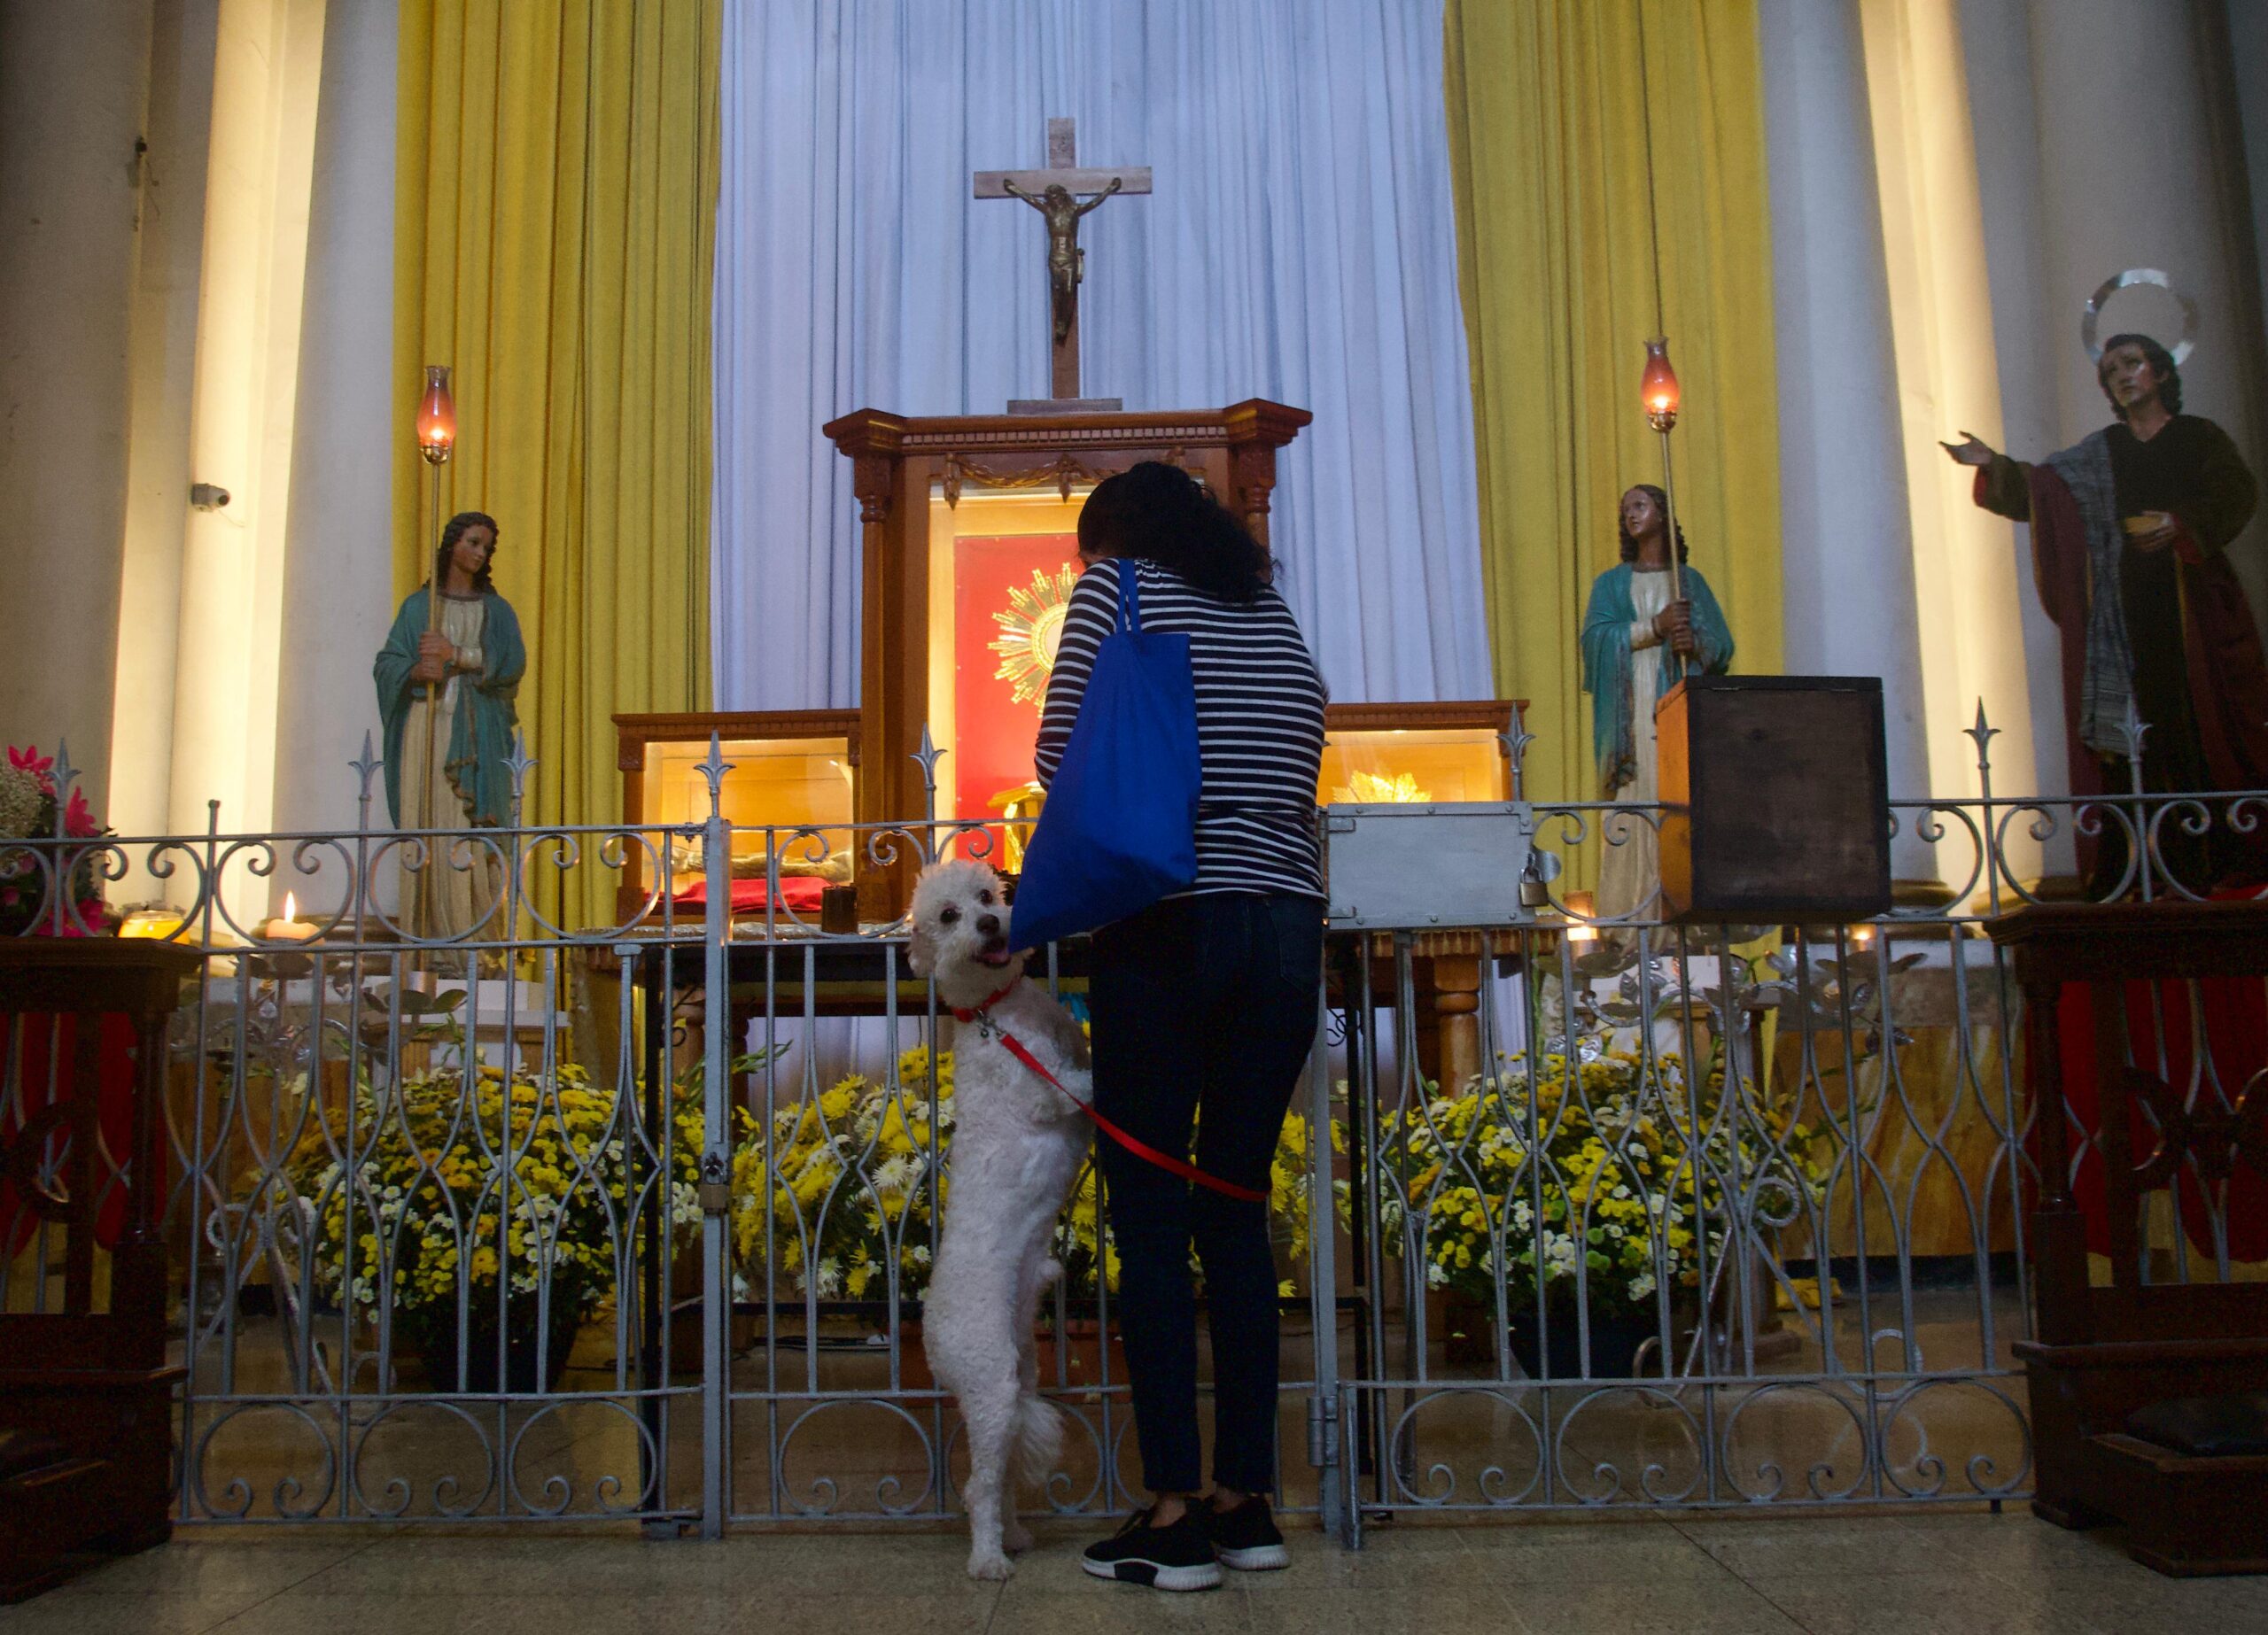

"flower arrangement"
[1363, 1047, 1827, 1321]
[283, 1058, 714, 1371]
[731, 1044, 952, 1303]
[0, 744, 106, 935]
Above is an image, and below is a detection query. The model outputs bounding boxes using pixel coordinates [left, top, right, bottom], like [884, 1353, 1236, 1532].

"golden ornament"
[990, 565, 1080, 708]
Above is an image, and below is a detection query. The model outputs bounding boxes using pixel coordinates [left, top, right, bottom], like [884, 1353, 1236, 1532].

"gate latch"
[1306, 1396, 1339, 1468]
[699, 1151, 730, 1214]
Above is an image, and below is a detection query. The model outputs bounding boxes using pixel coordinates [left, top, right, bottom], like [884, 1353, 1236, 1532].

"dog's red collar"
[944, 974, 1265, 1205]
[949, 977, 1021, 1031]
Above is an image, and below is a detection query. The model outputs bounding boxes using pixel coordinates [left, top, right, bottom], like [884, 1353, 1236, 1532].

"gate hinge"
[1306, 1395, 1339, 1468]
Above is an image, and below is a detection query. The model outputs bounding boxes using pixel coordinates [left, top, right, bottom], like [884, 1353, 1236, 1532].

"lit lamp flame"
[283, 891, 299, 921]
[1565, 888, 1599, 944]
[416, 364, 456, 465]
[1849, 922, 1876, 949]
[1641, 337, 1680, 432]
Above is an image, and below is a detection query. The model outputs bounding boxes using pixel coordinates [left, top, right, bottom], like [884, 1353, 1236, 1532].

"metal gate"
[13, 716, 2250, 1536]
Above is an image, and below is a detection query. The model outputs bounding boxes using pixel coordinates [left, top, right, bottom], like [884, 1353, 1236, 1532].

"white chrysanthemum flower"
[0, 763, 43, 841]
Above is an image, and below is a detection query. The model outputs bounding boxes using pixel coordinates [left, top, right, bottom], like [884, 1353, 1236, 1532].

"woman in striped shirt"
[1036, 461, 1326, 1589]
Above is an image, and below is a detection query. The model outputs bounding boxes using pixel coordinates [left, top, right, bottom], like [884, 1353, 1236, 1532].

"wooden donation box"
[1, 940, 199, 1601]
[611, 710, 860, 926]
[824, 401, 1310, 918]
[1658, 675, 1891, 923]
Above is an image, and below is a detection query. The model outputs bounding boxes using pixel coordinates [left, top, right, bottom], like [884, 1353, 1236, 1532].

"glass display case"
[1318, 702, 1518, 806]
[612, 710, 859, 925]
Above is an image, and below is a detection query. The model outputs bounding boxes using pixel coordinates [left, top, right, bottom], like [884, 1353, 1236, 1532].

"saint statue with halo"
[1946, 319, 2263, 889]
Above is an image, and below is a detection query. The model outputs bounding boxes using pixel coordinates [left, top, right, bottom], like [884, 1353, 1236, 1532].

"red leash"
[952, 981, 1269, 1205]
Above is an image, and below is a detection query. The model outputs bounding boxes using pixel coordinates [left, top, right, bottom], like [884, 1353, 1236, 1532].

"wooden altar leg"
[1430, 957, 1482, 1095]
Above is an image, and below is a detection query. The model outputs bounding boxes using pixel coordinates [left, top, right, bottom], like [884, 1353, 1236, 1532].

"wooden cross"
[975, 118, 1151, 404]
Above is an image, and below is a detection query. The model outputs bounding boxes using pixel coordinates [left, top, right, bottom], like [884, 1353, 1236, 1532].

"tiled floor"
[11, 1509, 2268, 1634]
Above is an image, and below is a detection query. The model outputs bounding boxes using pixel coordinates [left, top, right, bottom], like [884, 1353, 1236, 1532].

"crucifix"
[975, 117, 1150, 409]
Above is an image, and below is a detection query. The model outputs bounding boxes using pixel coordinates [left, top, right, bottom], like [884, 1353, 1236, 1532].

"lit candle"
[1565, 889, 1599, 945]
[262, 892, 320, 943]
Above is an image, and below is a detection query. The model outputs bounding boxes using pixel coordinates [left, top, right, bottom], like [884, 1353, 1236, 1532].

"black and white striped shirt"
[1035, 556, 1327, 899]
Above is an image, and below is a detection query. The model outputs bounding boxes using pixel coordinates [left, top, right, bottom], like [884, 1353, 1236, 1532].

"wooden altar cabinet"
[1, 940, 199, 1600]
[824, 400, 1310, 918]
[1991, 901, 2268, 1575]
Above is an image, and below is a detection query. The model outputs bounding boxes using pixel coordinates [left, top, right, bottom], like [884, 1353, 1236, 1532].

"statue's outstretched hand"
[1940, 430, 1996, 468]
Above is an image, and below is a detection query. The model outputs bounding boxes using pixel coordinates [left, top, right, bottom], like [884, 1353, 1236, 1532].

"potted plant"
[284, 1058, 708, 1394]
[1363, 1043, 1828, 1380]
[730, 1042, 954, 1312]
[0, 744, 109, 936]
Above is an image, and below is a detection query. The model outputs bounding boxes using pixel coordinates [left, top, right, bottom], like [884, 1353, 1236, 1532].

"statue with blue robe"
[1580, 484, 1735, 926]
[373, 512, 524, 942]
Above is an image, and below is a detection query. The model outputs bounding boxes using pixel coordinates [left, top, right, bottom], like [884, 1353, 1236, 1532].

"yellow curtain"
[395, 1, 718, 927]
[1444, 0, 1783, 814]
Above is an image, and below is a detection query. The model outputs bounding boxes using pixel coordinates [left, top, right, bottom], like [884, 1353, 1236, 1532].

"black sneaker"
[1080, 1506, 1223, 1592]
[1198, 1493, 1289, 1570]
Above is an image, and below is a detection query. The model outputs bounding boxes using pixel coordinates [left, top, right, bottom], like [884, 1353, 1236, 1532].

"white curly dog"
[906, 857, 1094, 1581]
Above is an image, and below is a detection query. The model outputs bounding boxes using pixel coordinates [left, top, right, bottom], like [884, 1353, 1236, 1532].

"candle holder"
[414, 365, 457, 957]
[1640, 337, 1689, 678]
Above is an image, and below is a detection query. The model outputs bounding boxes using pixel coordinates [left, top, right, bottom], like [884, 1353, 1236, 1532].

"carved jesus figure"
[999, 176, 1122, 345]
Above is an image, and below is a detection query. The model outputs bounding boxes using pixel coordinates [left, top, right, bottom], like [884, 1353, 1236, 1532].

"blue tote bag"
[1010, 564, 1200, 951]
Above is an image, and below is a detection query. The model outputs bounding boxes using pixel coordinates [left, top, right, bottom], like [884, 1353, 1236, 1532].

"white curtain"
[711, 0, 1489, 709]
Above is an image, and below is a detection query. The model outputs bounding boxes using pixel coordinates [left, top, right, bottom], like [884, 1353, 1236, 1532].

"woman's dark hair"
[2097, 332, 2182, 421]
[434, 510, 499, 594]
[1076, 461, 1272, 603]
[1617, 484, 1689, 564]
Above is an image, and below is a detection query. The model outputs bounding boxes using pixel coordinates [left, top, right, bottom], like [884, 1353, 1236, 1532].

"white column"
[1759, 0, 1938, 885]
[164, 0, 324, 856]
[1955, 0, 2071, 842]
[2231, 0, 2268, 346]
[0, 0, 156, 808]
[269, 0, 395, 895]
[1860, 0, 2047, 895]
[111, 0, 221, 875]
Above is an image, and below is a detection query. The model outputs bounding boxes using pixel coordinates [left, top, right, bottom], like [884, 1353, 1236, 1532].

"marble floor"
[12, 1507, 2268, 1635]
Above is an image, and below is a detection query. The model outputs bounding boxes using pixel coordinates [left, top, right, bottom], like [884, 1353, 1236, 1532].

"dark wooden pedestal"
[1990, 902, 2268, 1576]
[0, 940, 199, 1602]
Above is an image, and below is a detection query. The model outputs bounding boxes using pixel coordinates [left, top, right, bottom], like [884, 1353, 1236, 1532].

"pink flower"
[64, 787, 98, 838]
[7, 744, 54, 794]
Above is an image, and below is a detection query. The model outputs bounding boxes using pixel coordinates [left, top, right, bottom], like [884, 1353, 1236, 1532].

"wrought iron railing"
[1, 703, 2259, 1536]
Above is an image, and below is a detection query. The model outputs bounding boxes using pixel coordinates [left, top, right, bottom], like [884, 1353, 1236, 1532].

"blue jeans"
[1089, 891, 1324, 1496]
